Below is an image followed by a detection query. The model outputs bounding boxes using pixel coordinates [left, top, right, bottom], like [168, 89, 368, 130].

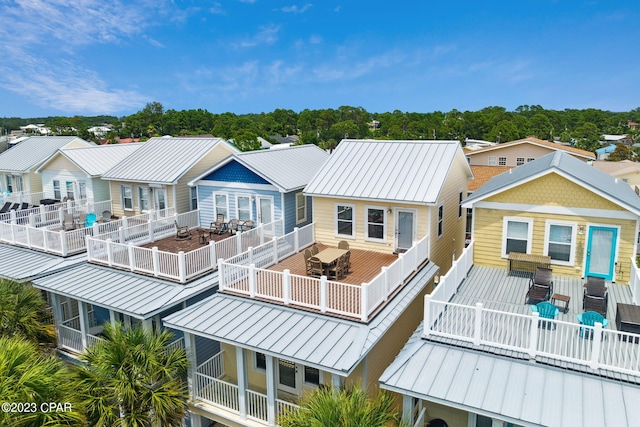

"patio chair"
[304, 249, 313, 274]
[578, 311, 609, 339]
[0, 202, 11, 213]
[174, 220, 192, 240]
[524, 267, 553, 304]
[84, 213, 97, 227]
[584, 276, 607, 298]
[102, 210, 112, 223]
[341, 251, 351, 275]
[76, 213, 87, 229]
[227, 219, 239, 235]
[19, 202, 29, 210]
[311, 245, 319, 255]
[583, 294, 608, 317]
[62, 213, 75, 231]
[9, 203, 19, 211]
[327, 256, 345, 280]
[530, 301, 559, 329]
[240, 219, 255, 232]
[308, 257, 324, 278]
[210, 214, 227, 235]
[338, 240, 349, 250]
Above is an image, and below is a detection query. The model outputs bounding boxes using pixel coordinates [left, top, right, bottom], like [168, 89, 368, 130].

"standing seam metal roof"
[0, 136, 93, 173]
[45, 143, 143, 176]
[303, 139, 471, 203]
[102, 137, 238, 183]
[0, 244, 86, 281]
[163, 261, 438, 374]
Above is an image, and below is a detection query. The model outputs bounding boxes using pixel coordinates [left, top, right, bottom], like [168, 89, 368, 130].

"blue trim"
[585, 226, 617, 280]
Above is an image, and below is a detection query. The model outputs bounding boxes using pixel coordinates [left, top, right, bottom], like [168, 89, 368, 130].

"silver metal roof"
[0, 244, 86, 281]
[32, 263, 218, 319]
[37, 143, 142, 176]
[463, 151, 640, 215]
[163, 261, 438, 375]
[102, 137, 238, 184]
[190, 144, 329, 191]
[304, 139, 472, 204]
[0, 136, 94, 173]
[380, 326, 640, 427]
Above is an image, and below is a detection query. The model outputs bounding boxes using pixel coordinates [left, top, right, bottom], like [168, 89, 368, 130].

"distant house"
[595, 144, 617, 160]
[466, 136, 595, 166]
[592, 160, 640, 195]
[101, 137, 238, 217]
[189, 144, 329, 233]
[36, 143, 141, 204]
[0, 136, 94, 204]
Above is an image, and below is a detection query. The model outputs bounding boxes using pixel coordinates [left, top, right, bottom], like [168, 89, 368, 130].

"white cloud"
[312, 50, 407, 82]
[282, 4, 312, 14]
[233, 24, 280, 48]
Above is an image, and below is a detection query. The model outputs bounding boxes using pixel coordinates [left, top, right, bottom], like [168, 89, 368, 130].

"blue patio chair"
[531, 301, 559, 329]
[578, 311, 609, 339]
[84, 213, 97, 228]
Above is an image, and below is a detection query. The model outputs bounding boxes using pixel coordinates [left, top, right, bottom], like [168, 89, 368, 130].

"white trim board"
[195, 180, 279, 192]
[471, 201, 639, 221]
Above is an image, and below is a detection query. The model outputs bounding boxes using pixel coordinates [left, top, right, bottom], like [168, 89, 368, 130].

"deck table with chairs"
[305, 241, 351, 280]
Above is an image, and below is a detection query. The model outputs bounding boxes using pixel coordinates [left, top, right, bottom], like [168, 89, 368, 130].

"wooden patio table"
[314, 248, 349, 275]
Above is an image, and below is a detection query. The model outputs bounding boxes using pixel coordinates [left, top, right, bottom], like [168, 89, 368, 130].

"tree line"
[3, 103, 640, 152]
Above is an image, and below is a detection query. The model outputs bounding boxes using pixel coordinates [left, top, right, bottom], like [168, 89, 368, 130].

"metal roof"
[102, 137, 238, 184]
[0, 136, 94, 173]
[380, 326, 640, 427]
[163, 261, 438, 375]
[303, 139, 472, 204]
[37, 143, 142, 176]
[190, 145, 329, 191]
[463, 151, 640, 215]
[0, 244, 86, 281]
[32, 263, 218, 319]
[466, 137, 596, 160]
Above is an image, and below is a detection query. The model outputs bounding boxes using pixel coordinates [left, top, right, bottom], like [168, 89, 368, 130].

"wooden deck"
[140, 228, 234, 253]
[267, 244, 398, 286]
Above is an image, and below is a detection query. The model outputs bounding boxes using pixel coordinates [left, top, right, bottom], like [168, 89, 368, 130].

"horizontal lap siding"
[284, 190, 312, 233]
[197, 185, 281, 227]
[41, 170, 87, 200]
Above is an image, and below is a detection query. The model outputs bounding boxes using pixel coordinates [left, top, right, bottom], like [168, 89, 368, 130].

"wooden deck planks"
[140, 228, 233, 253]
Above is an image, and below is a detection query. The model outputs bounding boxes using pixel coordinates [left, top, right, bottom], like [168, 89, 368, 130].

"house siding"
[283, 190, 312, 233]
[468, 143, 589, 166]
[197, 184, 282, 228]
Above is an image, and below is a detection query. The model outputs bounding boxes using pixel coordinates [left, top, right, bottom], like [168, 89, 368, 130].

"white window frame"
[138, 186, 150, 212]
[364, 205, 387, 243]
[190, 187, 198, 210]
[5, 175, 12, 193]
[335, 203, 356, 239]
[543, 220, 577, 266]
[120, 184, 133, 211]
[502, 216, 534, 257]
[498, 157, 507, 166]
[65, 181, 75, 200]
[302, 365, 324, 387]
[487, 156, 497, 166]
[295, 192, 307, 224]
[78, 181, 87, 200]
[14, 175, 24, 192]
[214, 193, 229, 220]
[516, 157, 525, 166]
[437, 203, 444, 238]
[52, 180, 61, 200]
[235, 194, 252, 221]
[458, 191, 463, 219]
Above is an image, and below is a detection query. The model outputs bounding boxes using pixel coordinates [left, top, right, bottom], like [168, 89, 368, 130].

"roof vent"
[615, 178, 619, 183]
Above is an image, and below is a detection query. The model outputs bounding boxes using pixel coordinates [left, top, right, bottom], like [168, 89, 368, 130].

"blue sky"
[1, 1, 638, 118]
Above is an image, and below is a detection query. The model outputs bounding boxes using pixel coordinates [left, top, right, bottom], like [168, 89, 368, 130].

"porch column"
[189, 413, 202, 427]
[50, 293, 63, 349]
[78, 301, 90, 351]
[184, 332, 198, 400]
[401, 394, 414, 426]
[265, 355, 277, 426]
[331, 373, 344, 389]
[109, 309, 117, 326]
[141, 318, 153, 331]
[236, 347, 248, 419]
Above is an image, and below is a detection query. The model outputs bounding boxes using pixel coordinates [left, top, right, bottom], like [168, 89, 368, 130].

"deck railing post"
[423, 295, 432, 337]
[128, 243, 135, 271]
[9, 223, 15, 244]
[320, 276, 327, 313]
[85, 235, 91, 260]
[294, 227, 299, 253]
[39, 205, 46, 224]
[122, 216, 128, 230]
[29, 213, 36, 228]
[42, 228, 49, 252]
[118, 227, 125, 244]
[178, 251, 186, 283]
[152, 247, 159, 277]
[149, 219, 155, 243]
[283, 269, 291, 305]
[259, 224, 264, 245]
[58, 207, 64, 226]
[382, 266, 390, 300]
[528, 312, 539, 358]
[25, 225, 32, 248]
[10, 209, 16, 225]
[360, 284, 368, 322]
[248, 247, 253, 265]
[218, 259, 225, 290]
[398, 252, 405, 277]
[249, 264, 256, 298]
[473, 302, 483, 346]
[591, 322, 603, 369]
[209, 241, 217, 270]
[272, 237, 278, 264]
[236, 233, 242, 255]
[106, 239, 113, 267]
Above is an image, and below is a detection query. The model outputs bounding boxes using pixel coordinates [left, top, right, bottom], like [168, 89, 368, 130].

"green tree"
[278, 386, 399, 427]
[607, 144, 635, 161]
[75, 323, 188, 427]
[0, 279, 55, 345]
[233, 130, 261, 152]
[485, 120, 520, 143]
[0, 336, 86, 426]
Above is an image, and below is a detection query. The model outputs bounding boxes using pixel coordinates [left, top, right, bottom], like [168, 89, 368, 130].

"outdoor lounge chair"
[0, 202, 11, 213]
[578, 311, 609, 338]
[584, 276, 607, 298]
[9, 203, 19, 211]
[583, 294, 608, 317]
[19, 202, 29, 210]
[227, 219, 239, 234]
[210, 214, 227, 235]
[524, 267, 553, 304]
[530, 301, 559, 329]
[174, 220, 191, 240]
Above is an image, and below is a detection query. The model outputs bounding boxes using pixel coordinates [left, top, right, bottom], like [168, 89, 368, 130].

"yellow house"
[101, 137, 238, 217]
[464, 151, 640, 284]
[304, 139, 473, 276]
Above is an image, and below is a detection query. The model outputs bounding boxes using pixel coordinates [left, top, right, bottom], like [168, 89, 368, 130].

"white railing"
[197, 351, 225, 379]
[413, 407, 427, 427]
[166, 337, 185, 353]
[86, 333, 104, 348]
[246, 389, 268, 422]
[194, 374, 239, 413]
[220, 225, 429, 322]
[0, 191, 45, 206]
[58, 324, 83, 352]
[0, 199, 113, 225]
[277, 399, 299, 420]
[630, 257, 640, 305]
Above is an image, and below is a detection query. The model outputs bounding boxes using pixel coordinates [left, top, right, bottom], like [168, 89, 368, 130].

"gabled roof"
[102, 137, 239, 184]
[463, 151, 640, 216]
[595, 144, 617, 154]
[468, 165, 513, 192]
[0, 244, 86, 282]
[164, 261, 438, 375]
[304, 139, 473, 204]
[36, 143, 143, 177]
[379, 325, 640, 427]
[32, 263, 217, 319]
[190, 145, 329, 192]
[466, 136, 596, 160]
[0, 136, 94, 173]
[592, 160, 640, 177]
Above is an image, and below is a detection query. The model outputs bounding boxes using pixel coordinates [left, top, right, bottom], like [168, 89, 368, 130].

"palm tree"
[74, 322, 188, 426]
[0, 279, 55, 346]
[0, 336, 86, 426]
[278, 385, 400, 427]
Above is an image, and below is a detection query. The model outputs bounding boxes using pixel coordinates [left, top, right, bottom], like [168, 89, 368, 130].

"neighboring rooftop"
[468, 165, 513, 192]
[0, 244, 86, 282]
[466, 136, 596, 161]
[0, 136, 94, 173]
[37, 143, 143, 176]
[592, 159, 640, 176]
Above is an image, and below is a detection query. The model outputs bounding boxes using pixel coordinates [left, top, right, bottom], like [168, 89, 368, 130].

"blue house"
[190, 145, 329, 233]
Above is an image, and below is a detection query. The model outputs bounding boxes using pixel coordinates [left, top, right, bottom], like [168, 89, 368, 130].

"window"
[527, 157, 535, 163]
[52, 180, 61, 200]
[336, 204, 355, 237]
[437, 204, 444, 237]
[303, 366, 320, 386]
[498, 157, 507, 166]
[365, 206, 386, 241]
[502, 217, 533, 256]
[65, 181, 75, 200]
[5, 175, 12, 193]
[295, 192, 307, 224]
[236, 195, 251, 220]
[545, 221, 576, 265]
[516, 157, 525, 166]
[138, 186, 150, 212]
[214, 193, 228, 219]
[120, 185, 133, 210]
[14, 176, 23, 192]
[78, 181, 87, 200]
[487, 156, 497, 166]
[458, 191, 463, 218]
[255, 352, 266, 371]
[190, 187, 198, 210]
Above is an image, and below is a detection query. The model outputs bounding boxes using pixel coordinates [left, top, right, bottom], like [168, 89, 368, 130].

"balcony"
[86, 211, 284, 283]
[218, 223, 430, 322]
[423, 241, 640, 380]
